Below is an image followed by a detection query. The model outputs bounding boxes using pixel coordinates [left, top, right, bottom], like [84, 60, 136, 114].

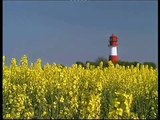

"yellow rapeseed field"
[3, 55, 158, 119]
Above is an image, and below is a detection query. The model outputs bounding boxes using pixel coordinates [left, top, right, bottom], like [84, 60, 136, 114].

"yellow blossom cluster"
[3, 55, 158, 119]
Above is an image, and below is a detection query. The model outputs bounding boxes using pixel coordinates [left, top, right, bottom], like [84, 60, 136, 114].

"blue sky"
[3, 1, 158, 66]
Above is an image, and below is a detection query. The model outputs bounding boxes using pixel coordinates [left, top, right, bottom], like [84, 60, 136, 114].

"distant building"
[108, 34, 119, 63]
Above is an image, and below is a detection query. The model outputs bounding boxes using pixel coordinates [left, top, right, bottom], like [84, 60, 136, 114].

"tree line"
[75, 57, 157, 69]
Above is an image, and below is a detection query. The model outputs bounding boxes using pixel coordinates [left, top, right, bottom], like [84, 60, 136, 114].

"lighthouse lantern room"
[108, 34, 119, 63]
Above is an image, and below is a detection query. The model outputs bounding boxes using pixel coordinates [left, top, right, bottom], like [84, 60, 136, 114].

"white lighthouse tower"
[108, 34, 119, 63]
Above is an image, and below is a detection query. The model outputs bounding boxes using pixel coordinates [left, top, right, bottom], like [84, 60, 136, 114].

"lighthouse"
[108, 34, 119, 63]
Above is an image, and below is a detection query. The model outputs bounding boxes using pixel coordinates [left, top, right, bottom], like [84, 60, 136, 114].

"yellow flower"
[114, 101, 120, 108]
[69, 91, 73, 96]
[42, 111, 47, 116]
[3, 55, 158, 119]
[5, 114, 11, 118]
[116, 108, 123, 116]
[60, 96, 64, 103]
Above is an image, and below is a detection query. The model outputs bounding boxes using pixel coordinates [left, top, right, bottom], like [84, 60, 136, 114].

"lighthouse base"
[109, 55, 119, 63]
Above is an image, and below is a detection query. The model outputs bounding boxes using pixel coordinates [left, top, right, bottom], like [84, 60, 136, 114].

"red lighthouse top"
[109, 34, 118, 46]
[110, 34, 118, 42]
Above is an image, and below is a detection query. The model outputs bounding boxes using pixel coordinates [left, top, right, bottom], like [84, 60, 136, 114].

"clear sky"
[3, 1, 158, 66]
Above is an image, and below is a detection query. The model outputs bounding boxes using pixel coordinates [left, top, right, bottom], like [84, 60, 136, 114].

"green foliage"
[143, 62, 156, 69]
[75, 57, 157, 69]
